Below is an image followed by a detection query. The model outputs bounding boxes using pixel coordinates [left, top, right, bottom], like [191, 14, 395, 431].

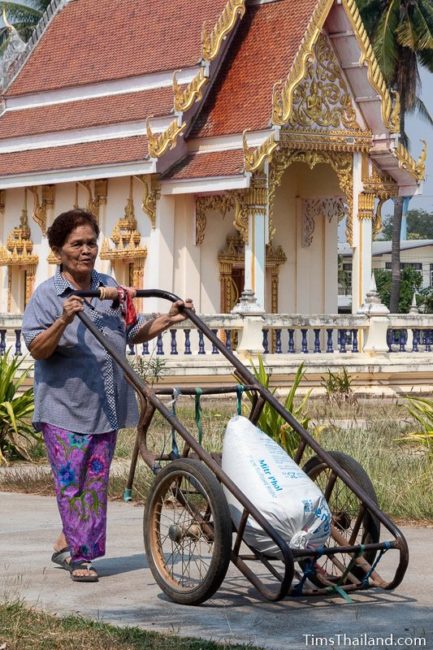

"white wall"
[273, 162, 340, 314]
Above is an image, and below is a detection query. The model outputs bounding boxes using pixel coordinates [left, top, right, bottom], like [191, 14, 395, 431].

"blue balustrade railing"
[3, 313, 433, 358]
[259, 316, 366, 354]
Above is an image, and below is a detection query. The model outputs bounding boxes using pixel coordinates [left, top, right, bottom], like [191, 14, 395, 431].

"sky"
[402, 66, 433, 214]
[338, 66, 433, 239]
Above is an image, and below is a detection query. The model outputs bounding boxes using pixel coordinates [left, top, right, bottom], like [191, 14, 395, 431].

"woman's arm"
[131, 299, 194, 344]
[28, 295, 84, 360]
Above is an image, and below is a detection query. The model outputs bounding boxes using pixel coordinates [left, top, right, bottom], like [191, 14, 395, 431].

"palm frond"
[418, 0, 433, 31]
[1, 1, 43, 21]
[410, 4, 433, 49]
[396, 16, 417, 49]
[415, 96, 433, 126]
[357, 0, 384, 37]
[418, 47, 433, 69]
[374, 0, 400, 81]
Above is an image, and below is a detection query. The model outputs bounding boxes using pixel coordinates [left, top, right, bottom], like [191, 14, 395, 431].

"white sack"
[222, 415, 331, 557]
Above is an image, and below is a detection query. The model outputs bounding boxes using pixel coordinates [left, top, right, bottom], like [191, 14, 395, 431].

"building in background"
[338, 240, 433, 312]
[0, 0, 425, 318]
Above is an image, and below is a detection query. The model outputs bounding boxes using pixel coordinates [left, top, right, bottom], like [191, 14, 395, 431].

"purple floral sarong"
[41, 423, 117, 563]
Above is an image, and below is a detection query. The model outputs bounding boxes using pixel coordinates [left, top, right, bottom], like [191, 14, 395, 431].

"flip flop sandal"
[70, 561, 99, 583]
[51, 546, 71, 571]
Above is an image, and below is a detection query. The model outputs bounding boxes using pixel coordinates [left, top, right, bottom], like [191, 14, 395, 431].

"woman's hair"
[47, 209, 100, 249]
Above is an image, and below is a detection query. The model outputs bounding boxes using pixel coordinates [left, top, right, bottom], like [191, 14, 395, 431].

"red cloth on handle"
[117, 287, 138, 328]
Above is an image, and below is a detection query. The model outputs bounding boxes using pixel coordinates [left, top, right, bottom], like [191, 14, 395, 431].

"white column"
[145, 194, 175, 313]
[351, 152, 364, 312]
[358, 204, 373, 309]
[244, 210, 266, 310]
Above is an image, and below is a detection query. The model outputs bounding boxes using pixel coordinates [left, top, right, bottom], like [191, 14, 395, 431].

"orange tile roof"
[0, 88, 174, 140]
[191, 0, 318, 137]
[0, 136, 148, 176]
[7, 0, 228, 96]
[0, 0, 320, 182]
[164, 149, 245, 180]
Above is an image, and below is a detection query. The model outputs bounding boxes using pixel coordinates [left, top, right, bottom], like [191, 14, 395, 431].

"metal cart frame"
[74, 288, 409, 605]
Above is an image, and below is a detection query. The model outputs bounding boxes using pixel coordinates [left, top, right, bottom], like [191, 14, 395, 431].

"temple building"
[0, 0, 426, 319]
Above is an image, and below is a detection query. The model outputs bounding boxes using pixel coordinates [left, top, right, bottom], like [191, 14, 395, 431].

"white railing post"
[231, 289, 264, 358]
[357, 276, 390, 354]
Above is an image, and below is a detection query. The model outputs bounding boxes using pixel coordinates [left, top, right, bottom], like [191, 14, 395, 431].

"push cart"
[74, 288, 409, 605]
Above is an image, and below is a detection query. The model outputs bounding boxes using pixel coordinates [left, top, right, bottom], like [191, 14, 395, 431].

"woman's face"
[55, 224, 98, 279]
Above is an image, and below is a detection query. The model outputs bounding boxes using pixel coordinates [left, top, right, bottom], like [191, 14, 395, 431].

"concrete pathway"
[1, 491, 432, 649]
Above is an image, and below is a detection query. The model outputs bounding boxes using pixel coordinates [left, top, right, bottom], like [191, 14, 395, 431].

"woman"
[22, 208, 193, 582]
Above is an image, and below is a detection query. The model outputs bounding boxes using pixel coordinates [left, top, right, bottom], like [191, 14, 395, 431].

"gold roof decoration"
[146, 117, 186, 159]
[0, 206, 38, 266]
[272, 0, 399, 134]
[195, 194, 235, 246]
[363, 159, 398, 199]
[218, 232, 286, 266]
[28, 185, 55, 235]
[136, 175, 160, 229]
[173, 67, 207, 113]
[343, 0, 399, 133]
[242, 131, 278, 173]
[395, 140, 427, 182]
[201, 0, 246, 62]
[100, 178, 147, 261]
[280, 128, 372, 152]
[287, 33, 361, 132]
[272, 0, 333, 126]
[165, 1, 247, 151]
[269, 147, 354, 244]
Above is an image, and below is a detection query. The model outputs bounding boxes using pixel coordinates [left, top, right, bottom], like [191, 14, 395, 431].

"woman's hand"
[29, 295, 84, 360]
[131, 298, 195, 344]
[167, 298, 195, 323]
[60, 295, 84, 324]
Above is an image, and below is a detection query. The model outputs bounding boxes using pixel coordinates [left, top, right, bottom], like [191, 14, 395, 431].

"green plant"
[0, 350, 38, 464]
[399, 396, 433, 454]
[415, 286, 433, 313]
[129, 355, 167, 384]
[374, 267, 423, 313]
[321, 368, 357, 406]
[243, 357, 312, 458]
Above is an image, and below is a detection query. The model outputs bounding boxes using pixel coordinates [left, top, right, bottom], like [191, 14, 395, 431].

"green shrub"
[0, 350, 38, 464]
[320, 367, 357, 406]
[243, 357, 312, 458]
[398, 396, 433, 454]
[374, 267, 422, 313]
[129, 355, 167, 384]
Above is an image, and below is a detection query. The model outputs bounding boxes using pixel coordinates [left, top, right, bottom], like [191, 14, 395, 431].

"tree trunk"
[390, 196, 404, 312]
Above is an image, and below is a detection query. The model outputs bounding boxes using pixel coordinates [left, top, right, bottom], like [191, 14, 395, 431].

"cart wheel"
[144, 458, 232, 605]
[302, 451, 380, 586]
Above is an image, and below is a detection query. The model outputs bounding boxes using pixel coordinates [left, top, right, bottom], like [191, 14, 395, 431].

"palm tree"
[356, 0, 433, 311]
[0, 1, 50, 53]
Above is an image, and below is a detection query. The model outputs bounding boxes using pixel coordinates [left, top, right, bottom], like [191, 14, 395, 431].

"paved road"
[1, 491, 432, 649]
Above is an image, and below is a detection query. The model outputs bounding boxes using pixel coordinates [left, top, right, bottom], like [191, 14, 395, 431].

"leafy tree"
[0, 1, 50, 52]
[416, 286, 433, 312]
[374, 266, 422, 312]
[338, 254, 351, 295]
[356, 0, 433, 312]
[0, 350, 37, 464]
[382, 209, 433, 240]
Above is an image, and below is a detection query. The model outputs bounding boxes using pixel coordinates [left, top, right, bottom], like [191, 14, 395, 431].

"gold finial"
[416, 140, 427, 181]
[201, 0, 246, 61]
[242, 130, 277, 173]
[146, 116, 186, 158]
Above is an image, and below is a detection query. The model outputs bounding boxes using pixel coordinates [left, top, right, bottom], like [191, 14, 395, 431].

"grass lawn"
[2, 396, 432, 521]
[1, 395, 432, 647]
[0, 600, 258, 650]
